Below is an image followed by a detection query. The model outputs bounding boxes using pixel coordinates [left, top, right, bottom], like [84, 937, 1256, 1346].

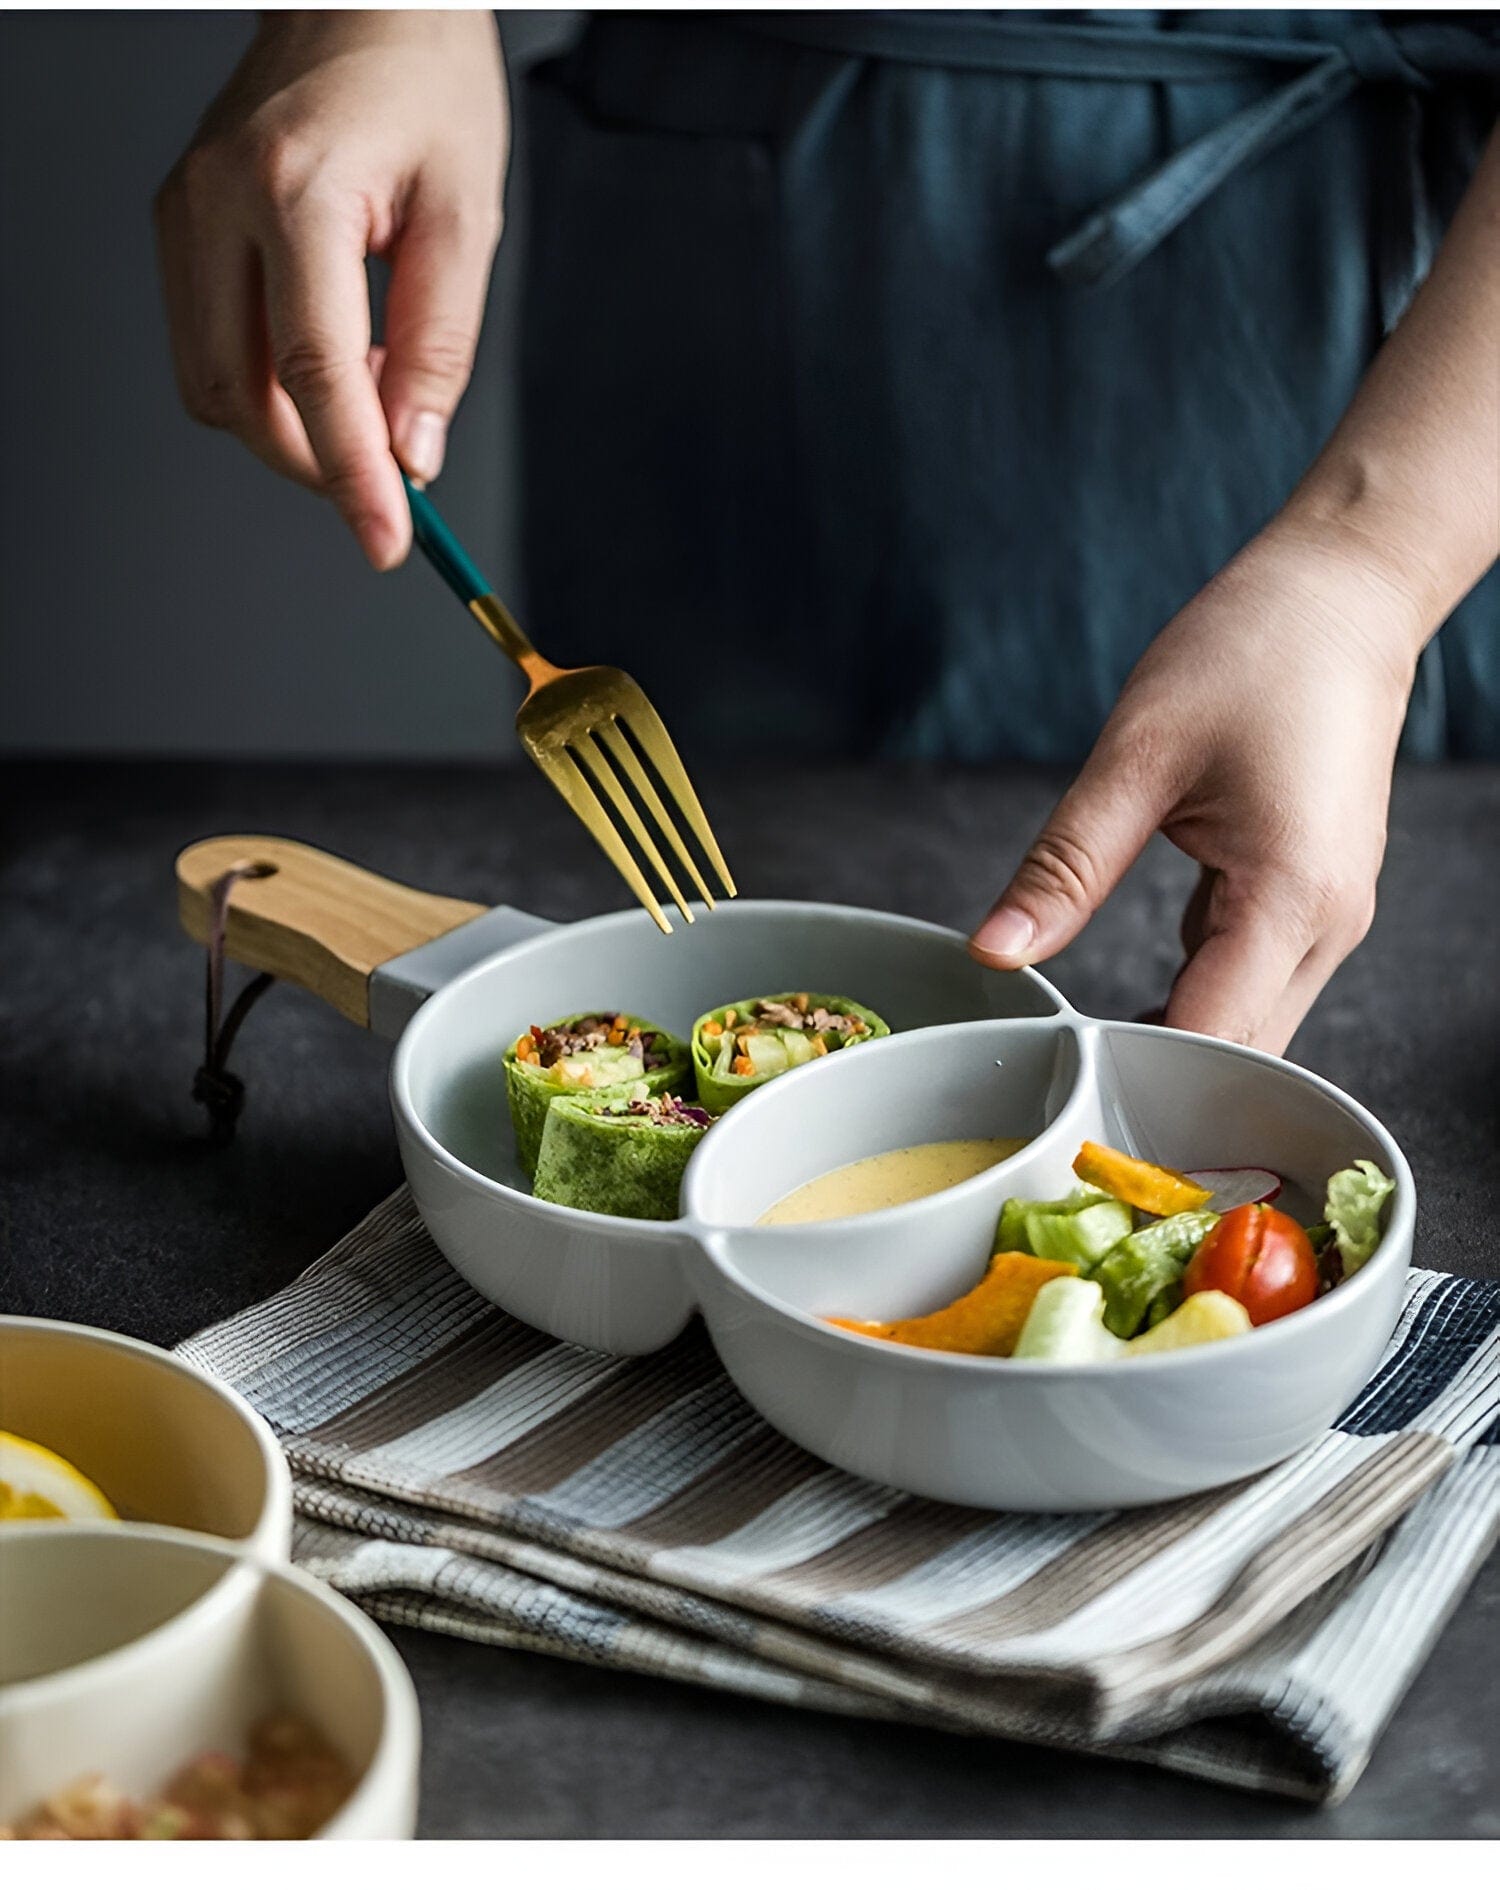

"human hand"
[155, 10, 506, 569]
[969, 522, 1429, 1054]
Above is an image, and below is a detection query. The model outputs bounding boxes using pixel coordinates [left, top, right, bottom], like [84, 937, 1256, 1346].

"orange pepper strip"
[1072, 1141, 1212, 1216]
[829, 1253, 1078, 1357]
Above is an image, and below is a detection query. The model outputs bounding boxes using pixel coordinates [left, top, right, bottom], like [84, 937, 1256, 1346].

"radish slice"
[1187, 1168, 1282, 1212]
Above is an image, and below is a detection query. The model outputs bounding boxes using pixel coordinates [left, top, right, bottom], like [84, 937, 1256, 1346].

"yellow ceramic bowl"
[0, 1318, 291, 1556]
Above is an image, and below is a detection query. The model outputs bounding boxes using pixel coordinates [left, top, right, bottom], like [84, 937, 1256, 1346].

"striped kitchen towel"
[178, 1190, 1500, 1803]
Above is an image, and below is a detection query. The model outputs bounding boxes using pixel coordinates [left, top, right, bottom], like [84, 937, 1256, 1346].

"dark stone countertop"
[3, 757, 1497, 1838]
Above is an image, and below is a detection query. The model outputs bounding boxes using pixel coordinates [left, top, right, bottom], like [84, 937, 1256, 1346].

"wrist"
[1273, 446, 1492, 654]
[1261, 487, 1437, 667]
[1215, 514, 1425, 706]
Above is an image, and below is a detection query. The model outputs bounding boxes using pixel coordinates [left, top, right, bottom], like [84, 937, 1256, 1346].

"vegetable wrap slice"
[690, 993, 889, 1114]
[533, 1087, 715, 1221]
[505, 1012, 689, 1179]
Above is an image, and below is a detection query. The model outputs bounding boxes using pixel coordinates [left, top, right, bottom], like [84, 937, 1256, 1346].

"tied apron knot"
[1340, 22, 1433, 91]
[1045, 17, 1497, 293]
[193, 863, 276, 1145]
[743, 14, 1497, 297]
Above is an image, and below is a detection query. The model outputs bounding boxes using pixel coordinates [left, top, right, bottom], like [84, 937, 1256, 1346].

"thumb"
[969, 741, 1172, 968]
[379, 188, 499, 482]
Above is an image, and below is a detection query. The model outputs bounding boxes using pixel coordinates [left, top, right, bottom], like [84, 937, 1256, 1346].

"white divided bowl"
[683, 1018, 1413, 1509]
[392, 900, 1063, 1354]
[0, 1524, 420, 1839]
[383, 899, 1412, 1510]
[0, 1318, 292, 1556]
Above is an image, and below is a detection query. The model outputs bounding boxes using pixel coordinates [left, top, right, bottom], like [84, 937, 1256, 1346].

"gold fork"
[404, 477, 735, 932]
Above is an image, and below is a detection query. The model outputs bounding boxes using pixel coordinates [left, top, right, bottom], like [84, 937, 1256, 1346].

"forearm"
[1273, 124, 1500, 649]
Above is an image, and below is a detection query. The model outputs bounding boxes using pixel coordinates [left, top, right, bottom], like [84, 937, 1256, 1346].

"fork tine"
[541, 748, 672, 934]
[572, 732, 695, 927]
[597, 721, 716, 910]
[617, 702, 737, 898]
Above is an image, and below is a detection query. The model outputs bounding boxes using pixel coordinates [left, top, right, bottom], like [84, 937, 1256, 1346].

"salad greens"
[995, 1181, 1219, 1340]
[1092, 1210, 1220, 1338]
[1013, 1276, 1251, 1361]
[995, 1187, 1133, 1270]
[995, 1148, 1396, 1354]
[828, 1141, 1397, 1363]
[1324, 1160, 1397, 1275]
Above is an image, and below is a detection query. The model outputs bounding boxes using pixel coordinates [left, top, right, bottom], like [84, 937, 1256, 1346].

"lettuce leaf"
[1093, 1209, 1219, 1338]
[1324, 1160, 1395, 1275]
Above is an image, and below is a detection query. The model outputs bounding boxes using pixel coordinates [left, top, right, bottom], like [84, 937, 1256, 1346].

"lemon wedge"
[0, 1431, 117, 1522]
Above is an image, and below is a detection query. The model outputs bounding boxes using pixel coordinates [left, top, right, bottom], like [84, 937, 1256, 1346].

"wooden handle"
[176, 835, 486, 1028]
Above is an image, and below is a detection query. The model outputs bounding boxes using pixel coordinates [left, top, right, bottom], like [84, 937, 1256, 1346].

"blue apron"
[519, 10, 1500, 762]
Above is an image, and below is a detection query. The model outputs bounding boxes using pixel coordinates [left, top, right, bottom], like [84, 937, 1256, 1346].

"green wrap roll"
[505, 1012, 690, 1179]
[533, 1087, 715, 1220]
[690, 992, 890, 1114]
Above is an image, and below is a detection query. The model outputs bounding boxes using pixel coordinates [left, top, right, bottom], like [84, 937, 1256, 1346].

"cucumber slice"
[1013, 1278, 1126, 1363]
[996, 1188, 1131, 1268]
[552, 1046, 647, 1089]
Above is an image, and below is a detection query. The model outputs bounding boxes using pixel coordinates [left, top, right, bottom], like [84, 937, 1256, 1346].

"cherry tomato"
[1182, 1202, 1318, 1327]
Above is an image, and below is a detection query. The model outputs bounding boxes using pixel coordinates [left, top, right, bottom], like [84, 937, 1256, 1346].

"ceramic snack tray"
[177, 837, 1414, 1512]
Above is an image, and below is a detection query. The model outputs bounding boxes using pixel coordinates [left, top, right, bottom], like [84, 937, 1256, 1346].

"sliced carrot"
[701, 1020, 723, 1038]
[829, 1253, 1078, 1357]
[731, 1055, 754, 1077]
[1072, 1140, 1212, 1216]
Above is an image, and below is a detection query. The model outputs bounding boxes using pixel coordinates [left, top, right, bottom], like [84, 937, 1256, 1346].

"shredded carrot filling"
[732, 1055, 754, 1076]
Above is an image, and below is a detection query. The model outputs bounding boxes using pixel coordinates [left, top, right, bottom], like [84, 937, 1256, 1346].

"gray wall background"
[0, 10, 579, 759]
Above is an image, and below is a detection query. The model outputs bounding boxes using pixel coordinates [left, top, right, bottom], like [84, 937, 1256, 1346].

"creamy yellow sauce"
[758, 1138, 1029, 1225]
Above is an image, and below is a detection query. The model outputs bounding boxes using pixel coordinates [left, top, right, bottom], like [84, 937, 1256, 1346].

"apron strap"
[742, 13, 1500, 294]
[1049, 17, 1496, 294]
[1047, 51, 1356, 290]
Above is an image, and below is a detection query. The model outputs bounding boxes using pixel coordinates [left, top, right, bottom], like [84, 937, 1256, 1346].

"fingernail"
[395, 410, 447, 483]
[970, 908, 1037, 966]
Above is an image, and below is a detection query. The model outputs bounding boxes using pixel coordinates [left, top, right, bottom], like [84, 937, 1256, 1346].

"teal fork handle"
[403, 475, 492, 606]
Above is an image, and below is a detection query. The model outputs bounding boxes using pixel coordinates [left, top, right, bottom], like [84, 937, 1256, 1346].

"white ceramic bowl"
[0, 1318, 292, 1556]
[391, 899, 1064, 1353]
[680, 1016, 1414, 1510]
[0, 1524, 420, 1838]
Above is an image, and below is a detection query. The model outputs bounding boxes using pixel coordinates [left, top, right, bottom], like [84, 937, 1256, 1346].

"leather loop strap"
[192, 863, 277, 1145]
